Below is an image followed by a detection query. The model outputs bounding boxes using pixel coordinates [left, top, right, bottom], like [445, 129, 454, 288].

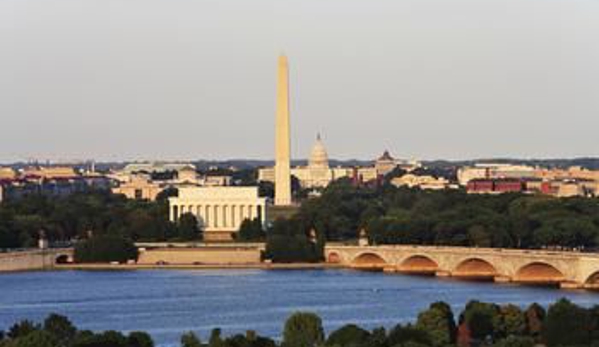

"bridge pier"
[560, 281, 583, 290]
[435, 270, 451, 277]
[494, 276, 511, 283]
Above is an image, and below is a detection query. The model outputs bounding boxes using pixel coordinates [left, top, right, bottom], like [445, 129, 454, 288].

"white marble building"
[169, 186, 267, 241]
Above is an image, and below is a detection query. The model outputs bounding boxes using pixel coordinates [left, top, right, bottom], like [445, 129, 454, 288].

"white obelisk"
[275, 55, 292, 206]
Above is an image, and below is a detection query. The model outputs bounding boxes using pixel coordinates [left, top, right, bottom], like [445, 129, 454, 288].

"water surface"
[1, 269, 598, 346]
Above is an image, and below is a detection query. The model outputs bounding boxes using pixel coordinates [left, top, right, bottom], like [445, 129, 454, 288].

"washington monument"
[275, 55, 292, 206]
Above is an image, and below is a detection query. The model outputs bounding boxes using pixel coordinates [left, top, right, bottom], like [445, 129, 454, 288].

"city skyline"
[1, 0, 598, 163]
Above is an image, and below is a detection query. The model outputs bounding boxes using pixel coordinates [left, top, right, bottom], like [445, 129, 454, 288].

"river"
[1, 269, 599, 346]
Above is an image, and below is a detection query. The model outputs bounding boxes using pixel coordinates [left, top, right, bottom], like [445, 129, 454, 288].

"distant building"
[457, 164, 536, 186]
[534, 166, 599, 182]
[466, 178, 526, 194]
[121, 162, 193, 174]
[391, 174, 451, 190]
[175, 165, 201, 185]
[169, 186, 267, 242]
[259, 135, 417, 189]
[202, 175, 232, 187]
[465, 177, 597, 197]
[22, 166, 78, 179]
[0, 167, 16, 180]
[112, 174, 164, 201]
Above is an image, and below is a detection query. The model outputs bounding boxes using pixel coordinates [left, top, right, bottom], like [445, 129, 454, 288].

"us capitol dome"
[308, 134, 330, 169]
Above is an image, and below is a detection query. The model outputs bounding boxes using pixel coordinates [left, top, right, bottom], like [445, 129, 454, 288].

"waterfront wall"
[137, 247, 262, 265]
[0, 249, 73, 272]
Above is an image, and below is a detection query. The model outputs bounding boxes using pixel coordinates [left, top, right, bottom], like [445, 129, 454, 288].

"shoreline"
[53, 262, 345, 271]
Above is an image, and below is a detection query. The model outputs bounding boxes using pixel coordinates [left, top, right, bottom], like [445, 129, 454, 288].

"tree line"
[0, 191, 203, 263]
[2, 179, 599, 263]
[284, 179, 599, 250]
[2, 298, 599, 347]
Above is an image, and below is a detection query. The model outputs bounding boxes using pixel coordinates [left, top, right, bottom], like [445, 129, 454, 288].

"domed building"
[259, 134, 350, 189]
[258, 134, 418, 189]
[292, 134, 349, 189]
[308, 134, 329, 169]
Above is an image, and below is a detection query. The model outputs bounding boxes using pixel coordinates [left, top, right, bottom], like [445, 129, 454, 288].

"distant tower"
[358, 228, 369, 246]
[275, 55, 292, 206]
[38, 229, 48, 250]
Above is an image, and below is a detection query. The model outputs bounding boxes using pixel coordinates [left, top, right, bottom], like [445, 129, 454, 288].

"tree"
[265, 219, 320, 263]
[415, 301, 456, 347]
[8, 320, 39, 339]
[236, 218, 265, 242]
[326, 324, 370, 347]
[496, 304, 526, 338]
[524, 303, 545, 338]
[43, 314, 76, 345]
[208, 328, 225, 347]
[386, 324, 431, 347]
[282, 312, 324, 347]
[0, 224, 20, 249]
[72, 331, 128, 347]
[461, 301, 500, 342]
[492, 335, 534, 347]
[542, 298, 591, 346]
[181, 332, 201, 347]
[456, 322, 471, 347]
[177, 213, 201, 241]
[156, 187, 178, 202]
[128, 332, 154, 347]
[11, 330, 58, 347]
[74, 235, 138, 263]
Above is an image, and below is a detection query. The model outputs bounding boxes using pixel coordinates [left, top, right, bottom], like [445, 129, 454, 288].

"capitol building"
[258, 134, 415, 189]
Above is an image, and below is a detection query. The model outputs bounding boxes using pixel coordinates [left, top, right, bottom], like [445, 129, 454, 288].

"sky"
[1, 0, 598, 163]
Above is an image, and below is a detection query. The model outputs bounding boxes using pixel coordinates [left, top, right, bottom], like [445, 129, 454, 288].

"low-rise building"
[202, 175, 232, 187]
[466, 179, 526, 194]
[458, 163, 536, 186]
[391, 174, 451, 190]
[21, 166, 78, 179]
[0, 167, 16, 180]
[112, 174, 164, 201]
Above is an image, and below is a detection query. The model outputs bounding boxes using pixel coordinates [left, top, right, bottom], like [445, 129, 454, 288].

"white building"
[259, 135, 418, 189]
[457, 163, 536, 186]
[169, 186, 267, 242]
[391, 174, 451, 190]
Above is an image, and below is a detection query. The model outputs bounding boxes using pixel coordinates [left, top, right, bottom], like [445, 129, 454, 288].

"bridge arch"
[453, 258, 497, 279]
[351, 252, 388, 270]
[398, 255, 438, 274]
[584, 271, 599, 289]
[55, 253, 72, 264]
[327, 251, 341, 264]
[514, 262, 565, 284]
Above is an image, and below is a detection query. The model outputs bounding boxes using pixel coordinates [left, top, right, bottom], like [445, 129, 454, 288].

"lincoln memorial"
[169, 187, 267, 241]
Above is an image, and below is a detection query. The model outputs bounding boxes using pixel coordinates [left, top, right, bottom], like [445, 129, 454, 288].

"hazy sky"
[1, 0, 598, 163]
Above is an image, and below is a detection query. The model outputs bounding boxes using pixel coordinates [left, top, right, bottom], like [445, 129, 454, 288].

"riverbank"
[55, 262, 344, 271]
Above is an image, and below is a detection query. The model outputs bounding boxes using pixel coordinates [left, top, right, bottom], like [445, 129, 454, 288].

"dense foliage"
[235, 218, 266, 242]
[0, 191, 200, 250]
[291, 179, 599, 250]
[3, 298, 599, 347]
[265, 218, 323, 263]
[74, 235, 138, 263]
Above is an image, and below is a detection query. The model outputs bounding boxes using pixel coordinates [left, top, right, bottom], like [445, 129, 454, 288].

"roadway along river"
[2, 269, 599, 347]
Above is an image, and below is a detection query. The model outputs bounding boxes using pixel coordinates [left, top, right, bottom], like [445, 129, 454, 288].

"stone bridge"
[0, 248, 73, 272]
[325, 245, 599, 289]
